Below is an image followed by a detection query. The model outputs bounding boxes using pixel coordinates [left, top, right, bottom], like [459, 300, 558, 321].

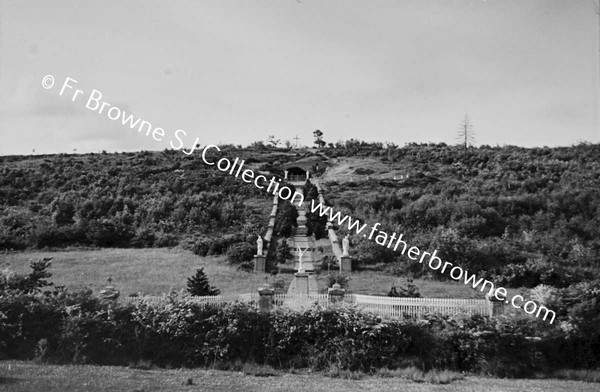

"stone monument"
[253, 235, 266, 273]
[340, 235, 352, 272]
[342, 235, 350, 257]
[294, 245, 310, 295]
[100, 276, 120, 301]
[256, 235, 263, 255]
[296, 245, 308, 273]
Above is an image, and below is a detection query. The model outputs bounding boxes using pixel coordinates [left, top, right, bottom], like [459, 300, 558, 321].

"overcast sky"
[0, 0, 598, 155]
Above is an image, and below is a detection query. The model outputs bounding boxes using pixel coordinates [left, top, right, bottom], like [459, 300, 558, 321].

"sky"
[0, 0, 598, 155]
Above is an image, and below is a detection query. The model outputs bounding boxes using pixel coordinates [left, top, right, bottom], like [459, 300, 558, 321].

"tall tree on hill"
[186, 267, 220, 296]
[275, 202, 298, 237]
[275, 238, 293, 265]
[457, 113, 475, 156]
[313, 129, 326, 149]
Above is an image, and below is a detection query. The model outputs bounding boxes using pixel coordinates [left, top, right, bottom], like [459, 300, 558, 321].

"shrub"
[186, 268, 220, 296]
[0, 258, 54, 294]
[388, 276, 421, 298]
[0, 289, 599, 376]
[226, 242, 255, 264]
[325, 273, 350, 289]
[275, 239, 292, 265]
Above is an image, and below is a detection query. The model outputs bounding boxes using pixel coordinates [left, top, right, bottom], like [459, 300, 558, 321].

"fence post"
[485, 293, 506, 317]
[328, 283, 346, 304]
[258, 284, 275, 311]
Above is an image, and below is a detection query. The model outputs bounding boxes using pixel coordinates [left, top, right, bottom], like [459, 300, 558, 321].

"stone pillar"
[258, 285, 274, 311]
[254, 255, 266, 273]
[328, 283, 346, 304]
[284, 170, 288, 180]
[293, 272, 310, 295]
[486, 293, 506, 317]
[340, 256, 352, 272]
[306, 171, 310, 179]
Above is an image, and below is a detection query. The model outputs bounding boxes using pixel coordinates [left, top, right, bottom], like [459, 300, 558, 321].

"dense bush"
[0, 150, 271, 250]
[226, 242, 255, 264]
[274, 202, 298, 237]
[0, 290, 598, 375]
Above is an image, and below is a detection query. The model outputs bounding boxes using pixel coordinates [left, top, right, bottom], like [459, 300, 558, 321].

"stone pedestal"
[100, 285, 120, 301]
[486, 293, 506, 317]
[340, 256, 352, 272]
[254, 255, 266, 273]
[293, 272, 310, 295]
[258, 285, 274, 311]
[328, 283, 346, 304]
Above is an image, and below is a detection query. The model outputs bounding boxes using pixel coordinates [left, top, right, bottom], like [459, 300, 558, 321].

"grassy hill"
[1, 142, 600, 290]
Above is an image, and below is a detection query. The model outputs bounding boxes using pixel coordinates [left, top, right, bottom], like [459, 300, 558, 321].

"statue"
[297, 245, 308, 273]
[342, 235, 350, 257]
[256, 235, 263, 256]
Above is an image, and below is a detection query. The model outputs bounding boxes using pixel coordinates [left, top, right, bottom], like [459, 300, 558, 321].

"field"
[1, 248, 290, 296]
[1, 361, 599, 392]
[0, 248, 520, 298]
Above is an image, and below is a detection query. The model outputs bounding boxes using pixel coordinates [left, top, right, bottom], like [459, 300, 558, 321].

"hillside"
[1, 142, 600, 289]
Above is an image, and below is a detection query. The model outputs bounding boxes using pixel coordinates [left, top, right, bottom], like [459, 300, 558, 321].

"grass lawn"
[326, 270, 527, 300]
[2, 247, 527, 300]
[1, 248, 291, 296]
[1, 361, 599, 392]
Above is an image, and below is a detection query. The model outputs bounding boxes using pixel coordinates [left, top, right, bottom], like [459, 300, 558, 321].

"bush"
[388, 276, 421, 298]
[0, 288, 599, 376]
[186, 268, 220, 296]
[325, 273, 350, 289]
[0, 258, 54, 294]
[275, 239, 292, 265]
[226, 242, 255, 264]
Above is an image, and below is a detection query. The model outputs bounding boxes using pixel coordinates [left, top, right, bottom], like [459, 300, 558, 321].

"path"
[285, 194, 319, 302]
[315, 181, 343, 262]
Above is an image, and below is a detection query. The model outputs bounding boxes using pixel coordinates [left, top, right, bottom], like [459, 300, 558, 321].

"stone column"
[293, 272, 310, 295]
[328, 283, 346, 304]
[258, 285, 275, 311]
[284, 170, 288, 180]
[486, 293, 506, 317]
[254, 255, 266, 273]
[340, 256, 352, 272]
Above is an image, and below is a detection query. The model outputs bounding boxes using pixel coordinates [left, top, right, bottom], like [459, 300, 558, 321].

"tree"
[1, 258, 54, 294]
[313, 129, 326, 149]
[275, 239, 292, 265]
[302, 180, 319, 201]
[457, 113, 475, 155]
[275, 203, 298, 237]
[267, 135, 280, 148]
[186, 267, 220, 296]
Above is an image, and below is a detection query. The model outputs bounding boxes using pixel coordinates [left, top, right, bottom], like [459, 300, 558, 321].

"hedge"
[0, 290, 598, 376]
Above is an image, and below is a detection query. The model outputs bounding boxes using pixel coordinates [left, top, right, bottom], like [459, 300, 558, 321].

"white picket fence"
[352, 295, 489, 319]
[129, 293, 258, 307]
[128, 292, 489, 319]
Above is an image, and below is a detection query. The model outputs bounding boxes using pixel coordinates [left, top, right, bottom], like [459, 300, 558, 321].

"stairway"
[291, 207, 315, 272]
[286, 203, 319, 300]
